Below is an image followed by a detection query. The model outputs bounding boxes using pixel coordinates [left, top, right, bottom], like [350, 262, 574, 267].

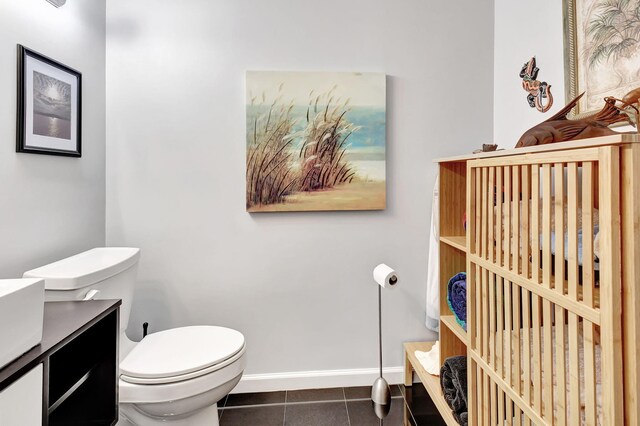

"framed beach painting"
[564, 0, 640, 118]
[246, 71, 386, 212]
[17, 45, 81, 157]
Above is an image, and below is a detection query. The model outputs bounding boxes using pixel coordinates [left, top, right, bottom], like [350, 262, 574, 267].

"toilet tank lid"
[23, 247, 140, 290]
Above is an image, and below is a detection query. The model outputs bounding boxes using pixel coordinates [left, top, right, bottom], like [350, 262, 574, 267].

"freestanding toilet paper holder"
[371, 264, 398, 419]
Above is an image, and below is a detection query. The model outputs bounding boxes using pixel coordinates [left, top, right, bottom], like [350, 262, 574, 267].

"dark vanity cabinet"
[0, 300, 120, 426]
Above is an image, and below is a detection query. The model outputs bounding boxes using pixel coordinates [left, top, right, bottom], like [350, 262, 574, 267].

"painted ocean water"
[247, 105, 385, 180]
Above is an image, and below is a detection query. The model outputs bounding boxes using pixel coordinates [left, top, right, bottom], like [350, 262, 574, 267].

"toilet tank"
[23, 248, 140, 334]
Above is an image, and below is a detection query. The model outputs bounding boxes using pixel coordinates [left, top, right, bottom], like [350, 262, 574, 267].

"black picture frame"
[16, 45, 82, 157]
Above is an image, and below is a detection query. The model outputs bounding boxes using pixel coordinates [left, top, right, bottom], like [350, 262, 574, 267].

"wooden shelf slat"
[434, 133, 640, 163]
[441, 315, 468, 344]
[473, 254, 601, 310]
[440, 236, 467, 252]
[404, 342, 461, 426]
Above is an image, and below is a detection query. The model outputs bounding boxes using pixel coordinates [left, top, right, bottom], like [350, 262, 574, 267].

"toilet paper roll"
[373, 264, 398, 289]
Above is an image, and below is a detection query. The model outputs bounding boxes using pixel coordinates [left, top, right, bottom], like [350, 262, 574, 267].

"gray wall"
[493, 0, 566, 146]
[493, 0, 634, 146]
[0, 0, 106, 278]
[106, 0, 494, 375]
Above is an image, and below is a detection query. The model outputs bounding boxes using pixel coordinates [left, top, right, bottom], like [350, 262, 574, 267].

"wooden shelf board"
[472, 252, 600, 309]
[441, 316, 468, 345]
[434, 133, 640, 163]
[404, 342, 461, 426]
[440, 236, 467, 252]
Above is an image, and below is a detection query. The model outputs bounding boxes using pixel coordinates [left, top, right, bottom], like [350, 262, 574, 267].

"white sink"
[0, 279, 45, 370]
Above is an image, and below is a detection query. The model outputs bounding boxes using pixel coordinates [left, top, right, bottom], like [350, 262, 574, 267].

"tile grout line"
[223, 395, 405, 410]
[218, 394, 228, 422]
[342, 388, 351, 426]
[398, 385, 419, 426]
[283, 390, 287, 426]
[222, 386, 425, 425]
[405, 398, 418, 426]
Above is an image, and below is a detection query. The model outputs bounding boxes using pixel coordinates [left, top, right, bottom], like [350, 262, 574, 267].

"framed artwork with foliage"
[563, 0, 640, 119]
[245, 71, 386, 212]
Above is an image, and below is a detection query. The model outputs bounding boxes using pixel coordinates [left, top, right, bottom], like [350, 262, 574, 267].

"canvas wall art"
[564, 0, 640, 118]
[17, 45, 81, 157]
[246, 71, 386, 212]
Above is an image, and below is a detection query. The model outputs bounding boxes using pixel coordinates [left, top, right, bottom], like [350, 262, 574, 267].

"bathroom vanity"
[0, 300, 120, 426]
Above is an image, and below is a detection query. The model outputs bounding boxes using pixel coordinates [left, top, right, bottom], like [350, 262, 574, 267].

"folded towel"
[447, 272, 467, 331]
[440, 356, 468, 426]
[496, 200, 601, 266]
[425, 176, 440, 332]
[549, 225, 600, 269]
[415, 341, 440, 376]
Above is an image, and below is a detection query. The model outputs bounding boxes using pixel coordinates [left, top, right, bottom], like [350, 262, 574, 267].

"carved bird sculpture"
[515, 91, 635, 147]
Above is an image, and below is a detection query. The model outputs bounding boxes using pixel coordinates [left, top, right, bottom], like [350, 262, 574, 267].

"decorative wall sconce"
[46, 0, 66, 7]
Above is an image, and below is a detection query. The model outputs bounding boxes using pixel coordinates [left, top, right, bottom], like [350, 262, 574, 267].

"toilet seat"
[119, 347, 245, 405]
[121, 343, 246, 385]
[120, 326, 245, 385]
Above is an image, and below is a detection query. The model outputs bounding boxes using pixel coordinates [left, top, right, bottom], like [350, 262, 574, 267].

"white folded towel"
[425, 175, 440, 332]
[415, 341, 440, 376]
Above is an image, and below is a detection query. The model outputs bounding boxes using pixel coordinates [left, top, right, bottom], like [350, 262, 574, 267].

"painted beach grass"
[246, 71, 386, 212]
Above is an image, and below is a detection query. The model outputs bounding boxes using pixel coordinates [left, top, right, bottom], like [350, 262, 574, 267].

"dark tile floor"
[218, 383, 446, 425]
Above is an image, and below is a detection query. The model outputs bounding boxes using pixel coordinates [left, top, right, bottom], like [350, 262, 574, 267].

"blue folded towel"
[447, 272, 467, 331]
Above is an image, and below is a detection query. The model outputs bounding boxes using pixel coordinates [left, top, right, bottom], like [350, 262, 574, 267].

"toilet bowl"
[118, 326, 246, 425]
[23, 248, 245, 426]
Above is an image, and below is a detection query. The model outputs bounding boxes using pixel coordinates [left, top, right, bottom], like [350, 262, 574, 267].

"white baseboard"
[232, 366, 405, 394]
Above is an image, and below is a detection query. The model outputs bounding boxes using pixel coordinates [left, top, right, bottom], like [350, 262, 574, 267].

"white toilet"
[23, 247, 246, 425]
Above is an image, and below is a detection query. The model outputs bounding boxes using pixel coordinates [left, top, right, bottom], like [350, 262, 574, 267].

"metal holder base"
[371, 285, 391, 419]
[371, 376, 391, 419]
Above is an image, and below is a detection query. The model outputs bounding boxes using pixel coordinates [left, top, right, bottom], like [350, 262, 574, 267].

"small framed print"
[17, 45, 81, 157]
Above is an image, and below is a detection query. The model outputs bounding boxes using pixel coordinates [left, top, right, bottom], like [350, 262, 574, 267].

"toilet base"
[118, 402, 219, 426]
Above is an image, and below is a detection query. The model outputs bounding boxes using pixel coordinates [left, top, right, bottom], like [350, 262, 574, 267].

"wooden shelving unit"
[404, 160, 468, 425]
[404, 136, 640, 424]
[440, 236, 466, 252]
[438, 161, 468, 363]
[404, 342, 460, 426]
[440, 316, 467, 344]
